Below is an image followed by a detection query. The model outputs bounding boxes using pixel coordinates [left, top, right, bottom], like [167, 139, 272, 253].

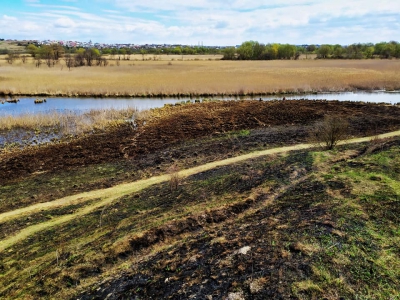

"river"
[1, 91, 400, 116]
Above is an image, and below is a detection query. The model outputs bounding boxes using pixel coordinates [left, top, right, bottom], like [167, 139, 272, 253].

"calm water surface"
[1, 92, 399, 116]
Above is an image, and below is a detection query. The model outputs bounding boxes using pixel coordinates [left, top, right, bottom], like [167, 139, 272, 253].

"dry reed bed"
[0, 108, 137, 131]
[0, 59, 400, 97]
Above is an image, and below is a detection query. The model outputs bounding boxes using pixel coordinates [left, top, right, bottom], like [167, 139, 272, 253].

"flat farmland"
[0, 57, 400, 97]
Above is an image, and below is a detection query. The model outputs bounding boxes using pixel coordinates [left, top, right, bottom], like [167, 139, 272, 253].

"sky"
[0, 0, 399, 46]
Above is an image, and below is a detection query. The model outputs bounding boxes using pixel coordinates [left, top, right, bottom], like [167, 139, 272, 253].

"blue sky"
[0, 0, 399, 45]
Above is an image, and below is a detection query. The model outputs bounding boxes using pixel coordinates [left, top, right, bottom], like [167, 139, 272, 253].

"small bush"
[310, 115, 349, 150]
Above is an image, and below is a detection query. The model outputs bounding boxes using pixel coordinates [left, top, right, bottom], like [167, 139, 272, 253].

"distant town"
[1, 38, 234, 50]
[1, 38, 319, 50]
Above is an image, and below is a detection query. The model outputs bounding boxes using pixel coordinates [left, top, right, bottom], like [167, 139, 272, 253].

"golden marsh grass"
[0, 56, 400, 97]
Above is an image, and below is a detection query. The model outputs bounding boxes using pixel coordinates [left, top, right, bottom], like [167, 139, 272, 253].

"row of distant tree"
[3, 43, 223, 68]
[223, 41, 400, 60]
[3, 41, 400, 67]
[24, 43, 221, 57]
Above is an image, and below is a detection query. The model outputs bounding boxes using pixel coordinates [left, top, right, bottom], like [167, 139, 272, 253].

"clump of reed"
[0, 108, 139, 139]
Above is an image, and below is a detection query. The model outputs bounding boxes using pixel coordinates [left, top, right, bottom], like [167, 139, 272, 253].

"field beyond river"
[1, 57, 400, 97]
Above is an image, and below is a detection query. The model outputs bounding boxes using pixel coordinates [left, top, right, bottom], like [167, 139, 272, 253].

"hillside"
[0, 100, 399, 299]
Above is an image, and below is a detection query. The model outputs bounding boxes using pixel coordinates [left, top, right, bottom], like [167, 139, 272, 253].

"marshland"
[1, 56, 400, 98]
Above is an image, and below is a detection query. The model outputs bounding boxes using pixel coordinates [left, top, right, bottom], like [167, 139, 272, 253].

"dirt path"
[1, 130, 399, 252]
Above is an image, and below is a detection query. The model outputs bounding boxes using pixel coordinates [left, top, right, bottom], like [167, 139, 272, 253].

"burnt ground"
[76, 178, 331, 300]
[1, 100, 400, 185]
[74, 139, 400, 300]
[1, 100, 400, 299]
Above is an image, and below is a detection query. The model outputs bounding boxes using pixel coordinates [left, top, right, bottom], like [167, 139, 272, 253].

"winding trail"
[1, 130, 399, 252]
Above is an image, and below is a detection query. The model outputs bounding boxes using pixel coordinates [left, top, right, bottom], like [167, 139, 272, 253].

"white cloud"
[1, 0, 399, 44]
[53, 17, 76, 28]
[2, 15, 17, 21]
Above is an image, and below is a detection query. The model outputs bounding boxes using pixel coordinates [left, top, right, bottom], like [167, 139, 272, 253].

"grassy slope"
[0, 133, 399, 299]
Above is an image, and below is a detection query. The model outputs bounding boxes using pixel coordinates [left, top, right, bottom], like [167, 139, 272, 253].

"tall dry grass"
[0, 56, 400, 97]
[0, 108, 138, 135]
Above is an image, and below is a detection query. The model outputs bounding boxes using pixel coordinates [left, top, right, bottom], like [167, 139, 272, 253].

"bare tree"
[74, 52, 85, 67]
[35, 57, 42, 68]
[6, 52, 16, 64]
[45, 57, 54, 68]
[64, 53, 74, 71]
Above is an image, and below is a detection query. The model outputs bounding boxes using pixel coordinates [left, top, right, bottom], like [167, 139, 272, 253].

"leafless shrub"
[35, 58, 42, 68]
[310, 115, 349, 150]
[64, 54, 74, 71]
[6, 52, 18, 64]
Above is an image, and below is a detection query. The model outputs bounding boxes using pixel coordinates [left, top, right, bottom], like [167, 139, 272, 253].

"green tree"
[317, 45, 332, 58]
[26, 44, 38, 57]
[394, 43, 400, 58]
[252, 42, 266, 60]
[74, 48, 85, 66]
[222, 47, 236, 60]
[84, 48, 100, 66]
[237, 41, 255, 60]
[306, 44, 316, 53]
[278, 44, 296, 59]
[269, 44, 279, 59]
[363, 46, 375, 59]
[332, 44, 344, 59]
[172, 47, 182, 55]
[101, 48, 111, 55]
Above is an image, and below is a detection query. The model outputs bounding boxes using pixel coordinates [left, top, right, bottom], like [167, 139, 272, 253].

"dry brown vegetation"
[0, 108, 137, 132]
[0, 56, 399, 97]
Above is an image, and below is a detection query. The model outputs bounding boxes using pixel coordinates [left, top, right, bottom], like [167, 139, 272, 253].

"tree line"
[223, 41, 400, 60]
[4, 41, 400, 67]
[7, 44, 108, 69]
[4, 43, 223, 68]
